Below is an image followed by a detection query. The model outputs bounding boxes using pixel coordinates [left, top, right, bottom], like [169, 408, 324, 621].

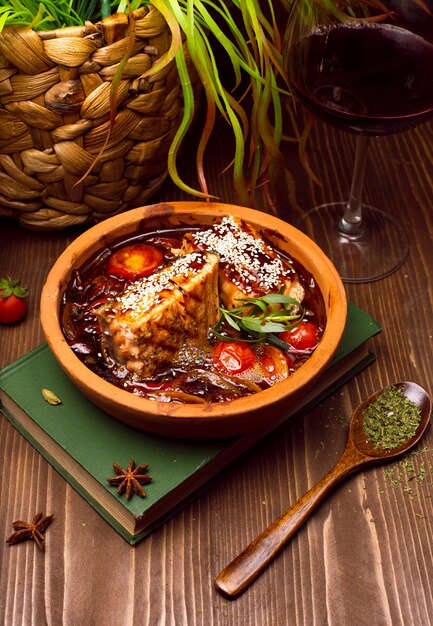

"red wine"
[287, 23, 433, 135]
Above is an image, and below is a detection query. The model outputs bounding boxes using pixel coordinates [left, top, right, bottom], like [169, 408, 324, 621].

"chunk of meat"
[181, 215, 305, 309]
[96, 252, 219, 377]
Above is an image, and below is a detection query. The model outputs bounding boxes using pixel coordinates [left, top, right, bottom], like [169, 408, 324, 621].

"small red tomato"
[257, 345, 289, 384]
[213, 341, 255, 374]
[107, 244, 163, 280]
[0, 278, 29, 324]
[279, 320, 320, 351]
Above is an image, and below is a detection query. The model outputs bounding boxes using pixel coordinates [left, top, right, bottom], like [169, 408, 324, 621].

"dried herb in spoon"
[362, 386, 422, 450]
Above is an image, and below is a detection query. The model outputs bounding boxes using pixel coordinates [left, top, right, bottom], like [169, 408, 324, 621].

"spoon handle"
[215, 446, 365, 598]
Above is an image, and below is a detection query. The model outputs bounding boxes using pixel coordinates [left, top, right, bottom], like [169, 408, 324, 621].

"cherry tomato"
[0, 278, 29, 324]
[213, 341, 255, 374]
[257, 345, 289, 384]
[107, 244, 163, 280]
[279, 320, 320, 351]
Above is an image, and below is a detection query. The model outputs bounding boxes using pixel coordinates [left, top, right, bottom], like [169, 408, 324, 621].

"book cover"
[0, 301, 380, 544]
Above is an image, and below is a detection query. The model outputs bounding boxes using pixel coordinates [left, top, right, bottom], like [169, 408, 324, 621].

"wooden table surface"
[1, 110, 433, 626]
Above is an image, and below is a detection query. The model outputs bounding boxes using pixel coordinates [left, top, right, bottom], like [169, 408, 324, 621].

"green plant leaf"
[0, 0, 298, 204]
[214, 291, 304, 343]
[140, 0, 183, 78]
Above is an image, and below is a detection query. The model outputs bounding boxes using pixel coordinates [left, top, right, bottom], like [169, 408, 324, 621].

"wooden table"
[1, 112, 432, 625]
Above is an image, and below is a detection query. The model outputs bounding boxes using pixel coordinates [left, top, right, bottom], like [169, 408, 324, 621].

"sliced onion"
[145, 389, 206, 404]
[62, 301, 79, 340]
[186, 368, 263, 394]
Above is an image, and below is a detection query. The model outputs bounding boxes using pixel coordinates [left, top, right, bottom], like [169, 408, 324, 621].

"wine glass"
[283, 0, 433, 282]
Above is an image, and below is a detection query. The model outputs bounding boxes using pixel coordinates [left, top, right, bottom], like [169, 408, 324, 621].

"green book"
[0, 302, 380, 544]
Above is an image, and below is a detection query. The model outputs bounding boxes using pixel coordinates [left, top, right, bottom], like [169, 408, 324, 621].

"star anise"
[107, 459, 152, 500]
[6, 512, 54, 551]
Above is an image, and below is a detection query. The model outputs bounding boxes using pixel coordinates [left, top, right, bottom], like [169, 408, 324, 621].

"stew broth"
[60, 221, 325, 404]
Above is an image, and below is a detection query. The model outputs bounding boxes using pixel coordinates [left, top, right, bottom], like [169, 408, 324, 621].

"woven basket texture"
[0, 8, 199, 230]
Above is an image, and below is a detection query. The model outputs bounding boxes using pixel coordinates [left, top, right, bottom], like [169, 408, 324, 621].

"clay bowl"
[40, 202, 347, 439]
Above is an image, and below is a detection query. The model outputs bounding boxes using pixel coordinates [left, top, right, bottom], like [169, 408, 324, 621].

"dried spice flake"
[362, 386, 422, 450]
[380, 446, 433, 497]
[42, 388, 62, 405]
[107, 459, 152, 500]
[6, 512, 54, 551]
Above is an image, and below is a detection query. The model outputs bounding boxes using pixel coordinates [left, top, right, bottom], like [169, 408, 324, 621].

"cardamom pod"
[42, 388, 62, 405]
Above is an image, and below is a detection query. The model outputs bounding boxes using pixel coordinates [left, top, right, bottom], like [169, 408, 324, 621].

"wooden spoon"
[215, 381, 431, 599]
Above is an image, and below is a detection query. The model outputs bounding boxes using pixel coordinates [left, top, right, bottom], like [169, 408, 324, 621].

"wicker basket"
[0, 8, 199, 230]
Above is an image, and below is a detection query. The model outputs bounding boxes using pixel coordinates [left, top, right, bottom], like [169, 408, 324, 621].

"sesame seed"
[114, 252, 208, 318]
[191, 216, 292, 292]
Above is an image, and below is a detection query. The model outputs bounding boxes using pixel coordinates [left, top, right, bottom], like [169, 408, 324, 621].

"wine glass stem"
[338, 135, 371, 239]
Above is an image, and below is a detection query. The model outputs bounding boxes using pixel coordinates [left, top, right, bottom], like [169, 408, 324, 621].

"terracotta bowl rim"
[40, 201, 347, 422]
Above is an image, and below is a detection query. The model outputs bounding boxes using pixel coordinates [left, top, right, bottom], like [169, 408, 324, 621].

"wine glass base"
[295, 203, 409, 283]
